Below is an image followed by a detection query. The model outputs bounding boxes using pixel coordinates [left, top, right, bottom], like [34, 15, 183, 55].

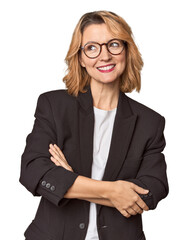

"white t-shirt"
[85, 106, 117, 240]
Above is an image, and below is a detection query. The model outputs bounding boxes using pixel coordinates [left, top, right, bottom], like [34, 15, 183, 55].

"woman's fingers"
[49, 144, 68, 163]
[110, 181, 149, 218]
[49, 144, 60, 156]
[119, 203, 143, 218]
[50, 149, 70, 170]
[122, 210, 131, 218]
[132, 204, 143, 214]
[118, 207, 131, 218]
[133, 184, 149, 195]
[49, 144, 74, 172]
[49, 147, 65, 166]
[50, 156, 61, 166]
[126, 207, 138, 216]
[131, 183, 149, 211]
[120, 204, 143, 218]
[136, 197, 149, 211]
[54, 144, 67, 162]
[49, 147, 62, 163]
[121, 202, 144, 217]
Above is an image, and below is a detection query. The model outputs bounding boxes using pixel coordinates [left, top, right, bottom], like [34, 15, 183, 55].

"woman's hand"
[49, 144, 73, 172]
[49, 144, 148, 218]
[107, 180, 149, 218]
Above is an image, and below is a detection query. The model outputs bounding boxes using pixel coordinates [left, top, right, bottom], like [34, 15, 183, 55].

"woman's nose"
[99, 45, 112, 61]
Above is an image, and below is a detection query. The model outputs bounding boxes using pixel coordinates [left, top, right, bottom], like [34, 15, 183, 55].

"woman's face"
[79, 23, 126, 86]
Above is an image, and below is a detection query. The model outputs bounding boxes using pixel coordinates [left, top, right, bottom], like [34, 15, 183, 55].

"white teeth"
[98, 65, 115, 71]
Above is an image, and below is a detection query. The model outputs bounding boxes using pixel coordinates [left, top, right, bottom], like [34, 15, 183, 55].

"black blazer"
[20, 85, 168, 240]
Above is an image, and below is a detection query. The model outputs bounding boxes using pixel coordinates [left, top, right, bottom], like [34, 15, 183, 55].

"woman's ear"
[79, 54, 86, 68]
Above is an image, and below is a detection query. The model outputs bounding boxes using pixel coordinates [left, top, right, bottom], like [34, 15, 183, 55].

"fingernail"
[144, 189, 149, 193]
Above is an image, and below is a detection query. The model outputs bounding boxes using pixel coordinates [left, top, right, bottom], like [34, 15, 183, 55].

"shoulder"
[126, 94, 165, 128]
[38, 89, 76, 105]
[127, 95, 163, 117]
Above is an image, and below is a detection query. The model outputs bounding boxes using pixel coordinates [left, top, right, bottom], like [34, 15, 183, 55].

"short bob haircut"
[63, 10, 143, 97]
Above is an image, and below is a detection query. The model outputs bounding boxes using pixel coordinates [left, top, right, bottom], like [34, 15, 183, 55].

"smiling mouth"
[97, 64, 116, 73]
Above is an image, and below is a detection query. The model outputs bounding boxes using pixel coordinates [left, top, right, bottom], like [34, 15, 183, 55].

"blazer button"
[41, 181, 46, 186]
[101, 225, 108, 229]
[79, 223, 85, 229]
[148, 192, 153, 196]
[46, 183, 51, 189]
[50, 185, 55, 191]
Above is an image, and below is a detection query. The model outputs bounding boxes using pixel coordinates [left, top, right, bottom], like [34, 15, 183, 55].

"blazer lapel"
[77, 85, 94, 177]
[102, 91, 137, 181]
[77, 85, 137, 180]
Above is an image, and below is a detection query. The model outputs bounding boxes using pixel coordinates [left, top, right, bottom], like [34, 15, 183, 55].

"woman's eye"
[86, 45, 97, 51]
[110, 42, 119, 48]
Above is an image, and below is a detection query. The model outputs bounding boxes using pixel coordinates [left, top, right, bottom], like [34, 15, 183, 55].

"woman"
[20, 11, 169, 240]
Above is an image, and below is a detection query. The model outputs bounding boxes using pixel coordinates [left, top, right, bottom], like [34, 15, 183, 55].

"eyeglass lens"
[83, 39, 124, 58]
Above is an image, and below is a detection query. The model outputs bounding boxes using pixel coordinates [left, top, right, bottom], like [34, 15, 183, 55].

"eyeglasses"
[80, 38, 126, 59]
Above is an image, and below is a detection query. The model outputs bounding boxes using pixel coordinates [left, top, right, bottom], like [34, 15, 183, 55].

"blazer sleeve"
[19, 93, 79, 207]
[127, 116, 169, 210]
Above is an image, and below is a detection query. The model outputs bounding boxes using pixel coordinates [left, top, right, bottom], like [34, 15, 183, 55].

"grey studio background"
[0, 0, 187, 239]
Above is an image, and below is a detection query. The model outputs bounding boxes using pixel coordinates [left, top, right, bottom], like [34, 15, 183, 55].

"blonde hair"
[63, 11, 143, 97]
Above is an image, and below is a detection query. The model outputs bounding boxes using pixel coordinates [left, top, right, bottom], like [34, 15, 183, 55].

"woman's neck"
[90, 79, 120, 111]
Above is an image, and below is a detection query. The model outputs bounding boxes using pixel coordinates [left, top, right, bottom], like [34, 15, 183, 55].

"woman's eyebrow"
[84, 40, 99, 44]
[83, 39, 114, 45]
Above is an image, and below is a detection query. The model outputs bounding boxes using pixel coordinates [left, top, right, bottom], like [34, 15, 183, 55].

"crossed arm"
[49, 144, 149, 218]
[20, 94, 168, 219]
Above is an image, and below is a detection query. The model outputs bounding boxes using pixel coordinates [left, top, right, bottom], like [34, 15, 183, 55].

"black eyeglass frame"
[80, 38, 126, 59]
